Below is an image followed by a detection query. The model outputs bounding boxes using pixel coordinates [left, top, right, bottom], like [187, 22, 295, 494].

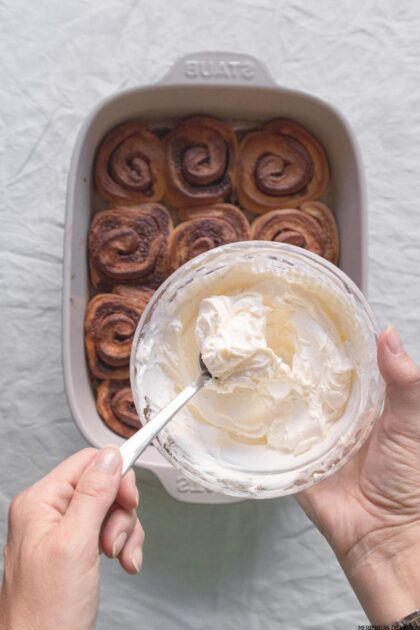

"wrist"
[339, 524, 420, 626]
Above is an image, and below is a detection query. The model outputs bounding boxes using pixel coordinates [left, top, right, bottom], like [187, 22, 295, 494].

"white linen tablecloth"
[1, 1, 420, 628]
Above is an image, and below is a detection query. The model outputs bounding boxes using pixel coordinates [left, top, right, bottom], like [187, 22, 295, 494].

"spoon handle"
[120, 374, 206, 476]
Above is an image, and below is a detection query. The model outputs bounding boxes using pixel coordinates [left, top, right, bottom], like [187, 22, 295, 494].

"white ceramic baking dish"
[63, 51, 367, 504]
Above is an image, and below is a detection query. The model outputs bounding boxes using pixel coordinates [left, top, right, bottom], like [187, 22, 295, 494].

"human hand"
[0, 447, 144, 630]
[296, 326, 420, 625]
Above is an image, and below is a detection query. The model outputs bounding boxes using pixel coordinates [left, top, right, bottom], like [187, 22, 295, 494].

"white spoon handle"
[120, 374, 206, 476]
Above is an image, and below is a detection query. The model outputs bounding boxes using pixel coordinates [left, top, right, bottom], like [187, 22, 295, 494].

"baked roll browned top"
[300, 201, 339, 264]
[89, 204, 173, 290]
[85, 288, 153, 380]
[164, 116, 238, 208]
[95, 123, 165, 205]
[112, 284, 155, 307]
[96, 380, 141, 438]
[168, 204, 250, 273]
[251, 207, 339, 262]
[238, 119, 329, 213]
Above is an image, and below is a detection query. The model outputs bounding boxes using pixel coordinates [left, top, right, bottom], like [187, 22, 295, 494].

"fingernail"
[386, 325, 404, 355]
[112, 531, 127, 558]
[92, 447, 121, 474]
[132, 547, 143, 573]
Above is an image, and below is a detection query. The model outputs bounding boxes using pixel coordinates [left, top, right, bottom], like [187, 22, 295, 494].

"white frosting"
[194, 288, 354, 455]
[196, 293, 278, 390]
[135, 256, 366, 468]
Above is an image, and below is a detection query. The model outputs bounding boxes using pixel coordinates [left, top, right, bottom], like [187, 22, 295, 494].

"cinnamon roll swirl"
[97, 380, 141, 438]
[168, 204, 250, 272]
[238, 119, 329, 213]
[251, 208, 325, 258]
[164, 116, 238, 208]
[89, 204, 173, 290]
[85, 291, 149, 380]
[300, 201, 339, 264]
[95, 123, 165, 205]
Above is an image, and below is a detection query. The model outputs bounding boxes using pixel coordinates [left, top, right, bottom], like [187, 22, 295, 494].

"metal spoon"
[120, 355, 212, 475]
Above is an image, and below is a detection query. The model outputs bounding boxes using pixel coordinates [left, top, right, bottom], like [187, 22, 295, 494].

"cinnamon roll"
[164, 116, 238, 208]
[251, 208, 325, 258]
[85, 292, 149, 380]
[168, 204, 250, 273]
[89, 204, 173, 290]
[95, 123, 165, 205]
[112, 285, 155, 308]
[97, 380, 141, 438]
[238, 119, 329, 213]
[300, 201, 339, 264]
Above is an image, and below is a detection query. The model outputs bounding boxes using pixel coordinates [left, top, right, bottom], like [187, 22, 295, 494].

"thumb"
[63, 446, 122, 540]
[378, 326, 420, 424]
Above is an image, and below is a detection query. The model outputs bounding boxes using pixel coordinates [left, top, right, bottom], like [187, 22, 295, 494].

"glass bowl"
[130, 242, 385, 499]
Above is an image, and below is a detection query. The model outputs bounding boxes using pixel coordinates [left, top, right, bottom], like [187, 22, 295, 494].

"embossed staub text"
[176, 475, 214, 494]
[184, 59, 255, 81]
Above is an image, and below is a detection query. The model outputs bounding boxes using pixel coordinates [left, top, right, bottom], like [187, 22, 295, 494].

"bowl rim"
[130, 241, 384, 499]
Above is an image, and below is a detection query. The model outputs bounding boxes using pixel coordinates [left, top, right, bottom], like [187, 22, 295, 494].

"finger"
[378, 327, 420, 386]
[6, 490, 32, 543]
[4, 449, 101, 540]
[100, 507, 138, 559]
[295, 481, 330, 530]
[98, 471, 138, 555]
[118, 520, 145, 575]
[62, 447, 123, 543]
[378, 327, 420, 418]
[34, 448, 97, 490]
[115, 469, 139, 511]
[15, 449, 98, 518]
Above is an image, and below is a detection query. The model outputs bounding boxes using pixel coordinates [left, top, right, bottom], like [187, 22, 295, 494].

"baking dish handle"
[160, 51, 275, 87]
[138, 460, 243, 504]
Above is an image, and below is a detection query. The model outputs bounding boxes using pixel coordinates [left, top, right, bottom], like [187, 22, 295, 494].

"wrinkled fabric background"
[1, 1, 420, 628]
